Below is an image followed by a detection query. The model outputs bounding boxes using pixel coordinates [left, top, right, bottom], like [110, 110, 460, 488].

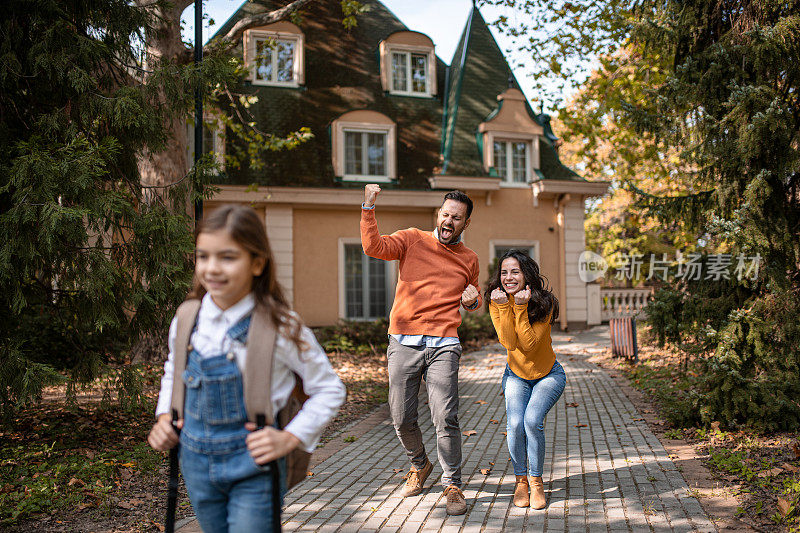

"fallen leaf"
[474, 400, 487, 405]
[489, 419, 499, 424]
[781, 462, 800, 473]
[632, 418, 645, 422]
[154, 522, 165, 532]
[757, 467, 783, 478]
[793, 442, 800, 459]
[710, 421, 721, 431]
[489, 462, 494, 466]
[307, 472, 314, 477]
[566, 402, 579, 407]
[574, 424, 588, 428]
[463, 430, 477, 437]
[68, 478, 84, 487]
[393, 468, 403, 473]
[480, 468, 491, 475]
[778, 498, 792, 517]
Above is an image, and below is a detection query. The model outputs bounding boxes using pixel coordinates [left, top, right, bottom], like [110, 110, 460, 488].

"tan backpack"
[169, 299, 311, 489]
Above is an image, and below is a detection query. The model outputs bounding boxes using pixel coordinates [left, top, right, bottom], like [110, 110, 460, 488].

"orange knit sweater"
[489, 296, 555, 380]
[360, 208, 481, 338]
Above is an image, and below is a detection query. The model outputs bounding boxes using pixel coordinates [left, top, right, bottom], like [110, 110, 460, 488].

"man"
[360, 184, 481, 516]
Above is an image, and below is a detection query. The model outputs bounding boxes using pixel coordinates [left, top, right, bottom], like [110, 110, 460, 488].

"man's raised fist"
[364, 184, 381, 207]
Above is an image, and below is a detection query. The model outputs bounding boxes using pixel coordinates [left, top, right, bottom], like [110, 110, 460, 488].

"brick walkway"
[179, 343, 717, 532]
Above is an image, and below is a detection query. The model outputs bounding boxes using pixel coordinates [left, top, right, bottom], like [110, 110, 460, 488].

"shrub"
[700, 291, 800, 431]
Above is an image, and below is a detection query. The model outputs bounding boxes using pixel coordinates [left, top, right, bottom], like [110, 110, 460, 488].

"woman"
[486, 250, 566, 509]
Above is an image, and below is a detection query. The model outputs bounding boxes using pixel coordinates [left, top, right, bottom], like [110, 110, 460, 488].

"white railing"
[600, 288, 653, 321]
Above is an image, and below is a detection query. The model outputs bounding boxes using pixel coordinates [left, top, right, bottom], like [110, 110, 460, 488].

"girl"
[486, 250, 565, 510]
[148, 205, 345, 532]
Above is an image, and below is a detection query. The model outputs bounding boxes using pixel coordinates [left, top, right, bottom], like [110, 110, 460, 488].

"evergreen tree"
[0, 0, 226, 416]
[630, 0, 800, 429]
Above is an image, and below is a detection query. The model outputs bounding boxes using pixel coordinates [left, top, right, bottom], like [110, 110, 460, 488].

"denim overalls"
[179, 315, 287, 533]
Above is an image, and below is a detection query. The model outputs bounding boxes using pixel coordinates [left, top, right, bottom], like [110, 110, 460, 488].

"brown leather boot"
[529, 476, 546, 509]
[513, 475, 529, 507]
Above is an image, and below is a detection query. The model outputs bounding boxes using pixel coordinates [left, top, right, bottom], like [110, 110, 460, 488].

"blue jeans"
[180, 318, 286, 533]
[501, 361, 566, 477]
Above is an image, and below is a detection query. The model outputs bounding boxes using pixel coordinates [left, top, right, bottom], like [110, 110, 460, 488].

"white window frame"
[333, 120, 397, 182]
[338, 238, 397, 321]
[385, 44, 435, 98]
[490, 240, 541, 265]
[245, 30, 304, 87]
[485, 131, 540, 188]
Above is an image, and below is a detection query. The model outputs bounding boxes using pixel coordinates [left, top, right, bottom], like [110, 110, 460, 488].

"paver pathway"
[179, 342, 717, 532]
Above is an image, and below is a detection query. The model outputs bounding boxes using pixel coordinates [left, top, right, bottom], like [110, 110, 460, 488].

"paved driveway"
[179, 333, 717, 532]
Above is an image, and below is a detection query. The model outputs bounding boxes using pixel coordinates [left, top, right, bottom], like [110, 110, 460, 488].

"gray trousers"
[387, 337, 462, 487]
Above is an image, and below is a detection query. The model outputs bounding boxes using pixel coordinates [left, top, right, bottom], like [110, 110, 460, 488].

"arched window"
[379, 31, 436, 97]
[478, 88, 543, 186]
[243, 21, 305, 87]
[331, 110, 397, 182]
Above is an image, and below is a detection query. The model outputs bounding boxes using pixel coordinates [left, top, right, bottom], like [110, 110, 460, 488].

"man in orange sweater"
[361, 184, 481, 515]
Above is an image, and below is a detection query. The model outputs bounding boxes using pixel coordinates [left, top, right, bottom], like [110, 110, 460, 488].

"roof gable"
[440, 7, 579, 181]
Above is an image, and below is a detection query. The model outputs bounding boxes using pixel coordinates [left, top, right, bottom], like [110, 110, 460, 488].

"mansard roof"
[212, 0, 580, 188]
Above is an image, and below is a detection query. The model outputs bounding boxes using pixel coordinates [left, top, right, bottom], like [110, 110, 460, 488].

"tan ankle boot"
[513, 475, 529, 507]
[529, 476, 546, 509]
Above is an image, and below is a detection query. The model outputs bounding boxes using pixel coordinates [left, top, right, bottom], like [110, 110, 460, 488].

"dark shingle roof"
[212, 1, 580, 186]
[440, 7, 580, 181]
[213, 0, 445, 189]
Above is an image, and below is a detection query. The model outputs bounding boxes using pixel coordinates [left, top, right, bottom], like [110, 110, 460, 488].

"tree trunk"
[138, 2, 192, 193]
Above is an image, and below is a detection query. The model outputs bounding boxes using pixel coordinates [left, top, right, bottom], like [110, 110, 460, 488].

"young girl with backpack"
[486, 249, 565, 510]
[148, 204, 345, 531]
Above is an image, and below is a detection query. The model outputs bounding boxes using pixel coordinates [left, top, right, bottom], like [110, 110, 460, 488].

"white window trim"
[245, 30, 304, 87]
[385, 44, 435, 98]
[338, 238, 397, 321]
[485, 131, 540, 187]
[333, 120, 397, 182]
[490, 240, 541, 265]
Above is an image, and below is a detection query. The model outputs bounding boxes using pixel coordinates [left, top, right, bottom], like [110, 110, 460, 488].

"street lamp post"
[194, 0, 203, 222]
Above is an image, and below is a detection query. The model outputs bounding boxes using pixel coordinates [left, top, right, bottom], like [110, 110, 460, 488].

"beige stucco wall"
[206, 188, 570, 328]
[293, 207, 434, 327]
[465, 189, 561, 302]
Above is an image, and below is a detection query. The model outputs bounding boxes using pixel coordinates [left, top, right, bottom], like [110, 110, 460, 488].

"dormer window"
[478, 88, 543, 187]
[331, 110, 397, 182]
[391, 51, 428, 94]
[379, 31, 436, 97]
[244, 22, 305, 87]
[493, 140, 530, 184]
[255, 38, 296, 83]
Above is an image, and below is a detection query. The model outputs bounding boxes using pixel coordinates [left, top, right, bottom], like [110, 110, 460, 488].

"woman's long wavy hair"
[187, 204, 306, 350]
[484, 249, 559, 325]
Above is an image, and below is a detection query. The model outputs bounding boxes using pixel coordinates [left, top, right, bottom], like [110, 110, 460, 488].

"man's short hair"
[443, 190, 473, 219]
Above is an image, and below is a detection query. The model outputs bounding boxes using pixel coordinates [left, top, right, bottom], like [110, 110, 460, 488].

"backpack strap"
[244, 304, 278, 425]
[169, 299, 202, 420]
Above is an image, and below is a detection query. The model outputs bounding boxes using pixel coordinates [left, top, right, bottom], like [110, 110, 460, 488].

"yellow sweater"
[489, 296, 555, 380]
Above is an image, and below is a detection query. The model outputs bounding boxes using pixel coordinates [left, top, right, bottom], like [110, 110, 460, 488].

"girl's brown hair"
[187, 204, 306, 350]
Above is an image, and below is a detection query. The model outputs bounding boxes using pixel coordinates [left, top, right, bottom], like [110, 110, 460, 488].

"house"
[203, 0, 608, 329]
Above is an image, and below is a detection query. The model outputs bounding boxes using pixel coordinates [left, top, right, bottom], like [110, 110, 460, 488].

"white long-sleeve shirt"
[155, 293, 346, 452]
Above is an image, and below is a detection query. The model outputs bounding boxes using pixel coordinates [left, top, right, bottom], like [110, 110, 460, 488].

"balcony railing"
[600, 288, 653, 321]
